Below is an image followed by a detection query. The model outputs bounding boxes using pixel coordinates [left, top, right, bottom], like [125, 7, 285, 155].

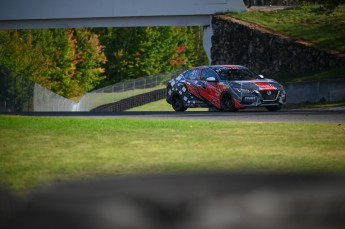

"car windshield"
[213, 68, 258, 81]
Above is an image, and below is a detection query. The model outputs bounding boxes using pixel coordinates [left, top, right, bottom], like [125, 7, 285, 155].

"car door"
[197, 68, 223, 107]
[183, 69, 204, 100]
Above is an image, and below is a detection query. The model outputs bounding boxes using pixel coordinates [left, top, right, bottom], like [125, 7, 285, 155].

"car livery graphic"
[166, 65, 286, 112]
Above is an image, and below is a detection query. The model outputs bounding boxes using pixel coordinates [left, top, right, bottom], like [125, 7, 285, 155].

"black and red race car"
[166, 65, 286, 112]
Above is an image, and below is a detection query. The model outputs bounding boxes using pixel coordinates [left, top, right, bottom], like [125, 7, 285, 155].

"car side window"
[185, 69, 199, 80]
[200, 69, 218, 81]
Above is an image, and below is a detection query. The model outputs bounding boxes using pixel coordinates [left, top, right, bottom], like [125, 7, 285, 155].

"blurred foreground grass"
[1, 115, 344, 194]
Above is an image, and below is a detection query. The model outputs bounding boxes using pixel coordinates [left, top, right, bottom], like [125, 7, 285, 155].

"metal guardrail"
[91, 88, 167, 112]
[76, 69, 183, 111]
[1, 67, 183, 112]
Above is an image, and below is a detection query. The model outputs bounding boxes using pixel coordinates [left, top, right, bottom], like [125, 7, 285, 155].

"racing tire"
[266, 105, 282, 112]
[171, 93, 187, 112]
[220, 93, 238, 112]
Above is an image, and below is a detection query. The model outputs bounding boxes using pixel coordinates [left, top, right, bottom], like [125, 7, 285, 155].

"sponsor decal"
[243, 96, 256, 102]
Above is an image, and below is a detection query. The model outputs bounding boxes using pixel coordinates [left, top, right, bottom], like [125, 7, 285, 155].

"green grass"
[1, 115, 345, 194]
[128, 98, 174, 111]
[228, 5, 345, 51]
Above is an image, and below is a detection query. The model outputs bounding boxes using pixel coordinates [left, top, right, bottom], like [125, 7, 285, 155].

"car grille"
[259, 90, 278, 101]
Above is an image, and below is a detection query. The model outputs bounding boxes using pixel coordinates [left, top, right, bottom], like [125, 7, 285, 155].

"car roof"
[209, 65, 246, 69]
[191, 65, 246, 70]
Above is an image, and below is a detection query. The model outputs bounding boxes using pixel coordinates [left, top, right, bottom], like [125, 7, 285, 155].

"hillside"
[228, 5, 345, 53]
[216, 5, 345, 82]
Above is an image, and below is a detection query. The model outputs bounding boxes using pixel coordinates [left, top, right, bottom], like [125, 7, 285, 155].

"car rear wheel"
[171, 93, 187, 112]
[220, 93, 238, 112]
[266, 105, 282, 111]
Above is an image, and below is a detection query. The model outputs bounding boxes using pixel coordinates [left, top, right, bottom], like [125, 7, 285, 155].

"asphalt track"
[17, 107, 345, 124]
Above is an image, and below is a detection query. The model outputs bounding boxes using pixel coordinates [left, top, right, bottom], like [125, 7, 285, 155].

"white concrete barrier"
[285, 79, 345, 103]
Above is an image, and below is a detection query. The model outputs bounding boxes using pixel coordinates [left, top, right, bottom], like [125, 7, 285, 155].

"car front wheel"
[171, 93, 187, 112]
[220, 93, 238, 112]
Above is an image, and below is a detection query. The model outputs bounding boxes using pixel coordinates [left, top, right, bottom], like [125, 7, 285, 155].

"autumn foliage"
[0, 27, 207, 98]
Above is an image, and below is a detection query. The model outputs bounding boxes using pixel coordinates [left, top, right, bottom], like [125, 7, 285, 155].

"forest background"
[0, 27, 207, 98]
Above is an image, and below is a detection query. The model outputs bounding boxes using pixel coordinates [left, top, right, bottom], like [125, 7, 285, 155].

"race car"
[166, 65, 286, 112]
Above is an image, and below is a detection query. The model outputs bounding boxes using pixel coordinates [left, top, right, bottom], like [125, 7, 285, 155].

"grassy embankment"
[1, 115, 345, 194]
[228, 5, 345, 82]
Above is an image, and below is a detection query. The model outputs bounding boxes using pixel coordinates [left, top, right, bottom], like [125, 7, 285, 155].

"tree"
[0, 30, 47, 80]
[96, 26, 207, 84]
[74, 28, 106, 94]
[33, 29, 80, 98]
[0, 29, 107, 98]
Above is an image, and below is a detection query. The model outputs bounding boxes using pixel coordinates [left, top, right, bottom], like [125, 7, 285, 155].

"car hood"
[223, 79, 284, 91]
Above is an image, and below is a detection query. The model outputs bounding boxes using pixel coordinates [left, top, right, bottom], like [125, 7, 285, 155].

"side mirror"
[259, 75, 265, 79]
[206, 77, 218, 82]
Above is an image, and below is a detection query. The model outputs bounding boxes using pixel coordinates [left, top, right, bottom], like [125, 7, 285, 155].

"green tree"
[35, 29, 79, 98]
[74, 28, 106, 95]
[0, 30, 47, 80]
[96, 26, 207, 84]
[0, 29, 107, 98]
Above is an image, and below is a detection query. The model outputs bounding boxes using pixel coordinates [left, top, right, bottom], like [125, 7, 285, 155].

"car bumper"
[234, 91, 286, 108]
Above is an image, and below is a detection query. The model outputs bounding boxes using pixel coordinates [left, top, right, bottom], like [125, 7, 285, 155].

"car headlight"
[279, 90, 286, 98]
